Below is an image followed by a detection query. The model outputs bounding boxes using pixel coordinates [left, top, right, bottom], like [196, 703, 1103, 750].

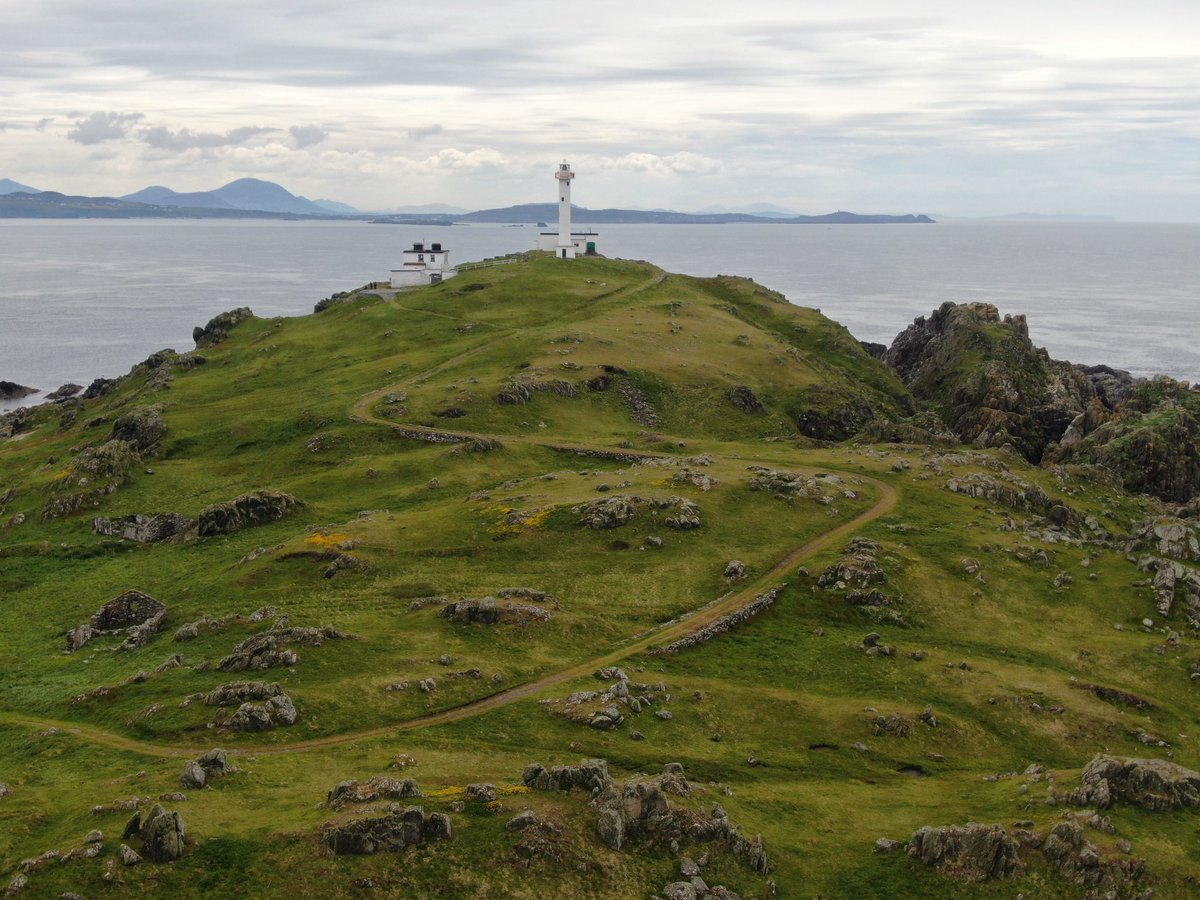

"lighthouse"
[535, 161, 599, 258]
[555, 161, 575, 259]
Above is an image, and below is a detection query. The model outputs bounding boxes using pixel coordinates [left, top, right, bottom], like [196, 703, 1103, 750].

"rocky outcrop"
[45, 383, 83, 401]
[523, 760, 767, 873]
[110, 405, 166, 453]
[1066, 755, 1200, 811]
[906, 823, 1022, 882]
[327, 777, 422, 808]
[522, 759, 615, 794]
[575, 495, 639, 529]
[746, 466, 826, 500]
[122, 804, 185, 862]
[728, 385, 764, 414]
[884, 302, 1092, 462]
[204, 681, 284, 706]
[92, 512, 193, 543]
[323, 806, 451, 854]
[817, 538, 885, 590]
[1042, 820, 1145, 891]
[217, 625, 346, 672]
[193, 307, 252, 348]
[41, 440, 138, 521]
[495, 377, 578, 405]
[197, 490, 303, 537]
[227, 692, 297, 731]
[1047, 378, 1200, 503]
[179, 749, 232, 789]
[438, 597, 551, 625]
[0, 381, 37, 401]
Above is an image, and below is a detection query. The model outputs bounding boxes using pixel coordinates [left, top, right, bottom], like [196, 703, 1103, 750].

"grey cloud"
[35, 117, 53, 131]
[408, 124, 443, 140]
[67, 110, 143, 144]
[289, 124, 328, 148]
[140, 124, 275, 151]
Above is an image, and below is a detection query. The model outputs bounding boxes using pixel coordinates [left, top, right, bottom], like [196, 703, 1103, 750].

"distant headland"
[0, 176, 933, 224]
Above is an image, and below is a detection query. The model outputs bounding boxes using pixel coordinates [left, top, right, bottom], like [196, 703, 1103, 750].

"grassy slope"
[0, 255, 1197, 897]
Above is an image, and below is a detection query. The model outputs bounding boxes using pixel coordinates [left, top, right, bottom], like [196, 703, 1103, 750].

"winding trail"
[2, 266, 898, 759]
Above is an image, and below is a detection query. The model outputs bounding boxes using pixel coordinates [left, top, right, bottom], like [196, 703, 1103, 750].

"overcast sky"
[1, 0, 1197, 219]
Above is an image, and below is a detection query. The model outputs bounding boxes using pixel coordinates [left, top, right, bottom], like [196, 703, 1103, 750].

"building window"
[418, 254, 424, 262]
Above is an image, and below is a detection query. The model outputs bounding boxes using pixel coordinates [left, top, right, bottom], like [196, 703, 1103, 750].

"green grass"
[1, 255, 1197, 897]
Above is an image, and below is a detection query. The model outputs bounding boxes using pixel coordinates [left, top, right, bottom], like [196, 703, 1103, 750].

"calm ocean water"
[2, 218, 1197, 412]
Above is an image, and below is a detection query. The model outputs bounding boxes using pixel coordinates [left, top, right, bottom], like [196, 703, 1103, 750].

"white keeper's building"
[390, 241, 453, 288]
[533, 161, 599, 259]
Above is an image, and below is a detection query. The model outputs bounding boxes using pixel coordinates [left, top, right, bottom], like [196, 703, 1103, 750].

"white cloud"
[66, 111, 144, 145]
[605, 152, 723, 176]
[288, 124, 328, 148]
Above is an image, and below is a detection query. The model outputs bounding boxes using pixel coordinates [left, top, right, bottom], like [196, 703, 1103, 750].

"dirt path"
[2, 265, 898, 759]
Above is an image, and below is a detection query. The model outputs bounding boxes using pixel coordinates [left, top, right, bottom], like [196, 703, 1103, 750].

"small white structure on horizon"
[390, 241, 454, 288]
[534, 161, 599, 259]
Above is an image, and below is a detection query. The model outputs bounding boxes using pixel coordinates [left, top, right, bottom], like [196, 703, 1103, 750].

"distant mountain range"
[434, 203, 934, 226]
[0, 178, 40, 194]
[121, 178, 338, 216]
[0, 176, 934, 224]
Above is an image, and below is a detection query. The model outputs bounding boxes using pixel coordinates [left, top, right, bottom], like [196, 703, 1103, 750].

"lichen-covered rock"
[1042, 820, 1145, 890]
[728, 385, 764, 414]
[227, 693, 296, 731]
[110, 405, 166, 453]
[465, 783, 497, 802]
[323, 806, 451, 854]
[327, 777, 421, 808]
[204, 681, 283, 706]
[193, 307, 252, 348]
[1046, 378, 1200, 503]
[197, 490, 303, 537]
[122, 804, 185, 862]
[575, 495, 639, 529]
[746, 465, 825, 499]
[216, 625, 345, 672]
[522, 759, 615, 794]
[1067, 755, 1200, 811]
[41, 440, 139, 521]
[906, 823, 1021, 882]
[884, 301, 1092, 462]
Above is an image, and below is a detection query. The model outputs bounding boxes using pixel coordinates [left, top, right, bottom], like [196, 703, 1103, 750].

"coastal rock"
[193, 307, 253, 348]
[45, 382, 83, 401]
[0, 381, 37, 401]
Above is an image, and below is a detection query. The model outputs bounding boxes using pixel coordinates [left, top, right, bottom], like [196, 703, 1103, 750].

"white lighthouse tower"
[555, 161, 575, 259]
[536, 161, 598, 258]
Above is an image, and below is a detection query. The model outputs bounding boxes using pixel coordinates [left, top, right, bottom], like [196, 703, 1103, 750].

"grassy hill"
[1, 255, 1197, 897]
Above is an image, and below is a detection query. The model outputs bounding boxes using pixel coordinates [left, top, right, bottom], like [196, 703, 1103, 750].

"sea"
[2, 218, 1198, 412]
